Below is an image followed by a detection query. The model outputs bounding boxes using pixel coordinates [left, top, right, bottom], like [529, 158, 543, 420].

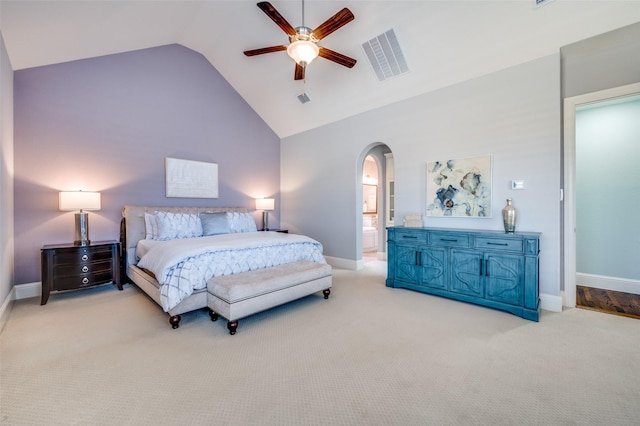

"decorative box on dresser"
[41, 240, 122, 305]
[386, 227, 540, 321]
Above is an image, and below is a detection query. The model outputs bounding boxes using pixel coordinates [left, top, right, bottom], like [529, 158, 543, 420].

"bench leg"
[227, 320, 238, 335]
[323, 289, 331, 299]
[169, 314, 181, 329]
[209, 309, 219, 322]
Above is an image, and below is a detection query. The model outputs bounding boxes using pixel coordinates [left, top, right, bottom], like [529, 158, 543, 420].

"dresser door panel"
[419, 247, 447, 289]
[395, 245, 419, 283]
[450, 250, 483, 297]
[485, 254, 523, 305]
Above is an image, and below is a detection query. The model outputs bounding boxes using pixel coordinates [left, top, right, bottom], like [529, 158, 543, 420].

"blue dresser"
[386, 227, 540, 321]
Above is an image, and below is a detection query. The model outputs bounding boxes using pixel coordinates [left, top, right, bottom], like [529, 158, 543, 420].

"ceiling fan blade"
[257, 2, 297, 37]
[318, 47, 357, 68]
[244, 45, 287, 56]
[311, 8, 354, 41]
[294, 63, 305, 80]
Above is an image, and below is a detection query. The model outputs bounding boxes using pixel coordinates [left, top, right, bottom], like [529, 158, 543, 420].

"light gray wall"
[562, 22, 640, 98]
[576, 98, 640, 280]
[0, 32, 14, 308]
[282, 54, 561, 297]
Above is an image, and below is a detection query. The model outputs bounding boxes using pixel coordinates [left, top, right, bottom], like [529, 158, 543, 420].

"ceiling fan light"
[287, 40, 319, 65]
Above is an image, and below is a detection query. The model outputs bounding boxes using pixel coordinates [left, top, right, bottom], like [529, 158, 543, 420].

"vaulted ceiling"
[1, 1, 639, 138]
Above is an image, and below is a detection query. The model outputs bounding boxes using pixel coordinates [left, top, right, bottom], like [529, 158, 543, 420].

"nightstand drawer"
[54, 259, 113, 277]
[54, 247, 113, 264]
[54, 271, 115, 291]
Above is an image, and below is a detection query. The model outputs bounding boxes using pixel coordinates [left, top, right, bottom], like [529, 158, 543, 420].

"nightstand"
[41, 240, 121, 305]
[261, 229, 289, 233]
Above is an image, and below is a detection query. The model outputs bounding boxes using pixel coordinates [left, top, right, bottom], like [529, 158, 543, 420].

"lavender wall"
[14, 44, 280, 285]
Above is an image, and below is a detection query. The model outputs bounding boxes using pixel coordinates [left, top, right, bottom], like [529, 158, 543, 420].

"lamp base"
[74, 212, 91, 246]
[262, 210, 269, 231]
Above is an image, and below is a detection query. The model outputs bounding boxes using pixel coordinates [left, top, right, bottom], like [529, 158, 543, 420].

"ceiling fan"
[243, 1, 357, 81]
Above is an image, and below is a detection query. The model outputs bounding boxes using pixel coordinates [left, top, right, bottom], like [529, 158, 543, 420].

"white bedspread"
[136, 232, 326, 312]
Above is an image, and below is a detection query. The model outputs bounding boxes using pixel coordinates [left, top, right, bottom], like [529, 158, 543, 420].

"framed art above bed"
[165, 157, 218, 198]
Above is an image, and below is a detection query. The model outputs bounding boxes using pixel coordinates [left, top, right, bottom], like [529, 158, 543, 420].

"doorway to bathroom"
[359, 144, 393, 266]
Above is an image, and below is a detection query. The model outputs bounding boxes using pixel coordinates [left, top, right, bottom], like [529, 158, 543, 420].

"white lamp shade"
[255, 198, 275, 211]
[287, 40, 319, 65]
[59, 191, 101, 211]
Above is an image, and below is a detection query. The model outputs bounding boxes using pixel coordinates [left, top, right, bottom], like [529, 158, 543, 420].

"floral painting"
[426, 155, 491, 217]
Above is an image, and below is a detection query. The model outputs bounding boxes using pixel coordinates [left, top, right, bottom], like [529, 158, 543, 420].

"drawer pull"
[82, 277, 89, 284]
[82, 266, 89, 273]
[402, 235, 418, 239]
[479, 259, 483, 276]
[440, 238, 458, 242]
[487, 242, 508, 246]
[81, 254, 89, 261]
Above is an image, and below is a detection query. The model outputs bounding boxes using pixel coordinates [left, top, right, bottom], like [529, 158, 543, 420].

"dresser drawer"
[429, 232, 470, 248]
[390, 229, 427, 244]
[474, 237, 523, 253]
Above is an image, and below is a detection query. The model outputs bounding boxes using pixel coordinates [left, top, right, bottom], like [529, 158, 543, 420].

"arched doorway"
[357, 144, 393, 268]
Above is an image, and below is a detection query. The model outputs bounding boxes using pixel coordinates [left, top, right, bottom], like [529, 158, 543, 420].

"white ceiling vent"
[362, 29, 409, 82]
[297, 93, 311, 104]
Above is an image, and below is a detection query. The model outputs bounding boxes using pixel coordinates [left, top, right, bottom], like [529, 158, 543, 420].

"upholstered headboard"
[120, 205, 249, 267]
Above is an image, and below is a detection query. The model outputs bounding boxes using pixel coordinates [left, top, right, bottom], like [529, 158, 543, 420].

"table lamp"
[59, 191, 101, 245]
[255, 198, 275, 231]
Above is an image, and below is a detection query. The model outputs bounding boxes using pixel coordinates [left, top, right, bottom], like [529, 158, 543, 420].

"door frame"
[562, 82, 640, 307]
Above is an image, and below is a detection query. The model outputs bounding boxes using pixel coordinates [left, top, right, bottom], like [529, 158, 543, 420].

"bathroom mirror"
[363, 184, 377, 214]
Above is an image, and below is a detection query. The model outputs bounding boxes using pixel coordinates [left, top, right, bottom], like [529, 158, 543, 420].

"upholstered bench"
[207, 261, 332, 335]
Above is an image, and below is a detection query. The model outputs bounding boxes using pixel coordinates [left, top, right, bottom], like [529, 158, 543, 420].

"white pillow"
[154, 212, 203, 240]
[226, 211, 257, 233]
[144, 213, 160, 240]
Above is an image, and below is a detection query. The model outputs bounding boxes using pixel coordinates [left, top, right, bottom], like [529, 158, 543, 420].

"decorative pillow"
[144, 213, 160, 240]
[154, 212, 203, 240]
[226, 211, 258, 233]
[200, 212, 231, 236]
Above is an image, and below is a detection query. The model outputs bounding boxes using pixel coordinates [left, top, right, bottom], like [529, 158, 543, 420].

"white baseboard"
[576, 273, 640, 295]
[14, 281, 41, 300]
[0, 286, 17, 332]
[324, 256, 359, 271]
[539, 292, 562, 313]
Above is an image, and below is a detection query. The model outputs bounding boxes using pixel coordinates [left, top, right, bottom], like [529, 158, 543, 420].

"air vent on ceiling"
[297, 93, 311, 104]
[534, 0, 554, 7]
[361, 29, 409, 82]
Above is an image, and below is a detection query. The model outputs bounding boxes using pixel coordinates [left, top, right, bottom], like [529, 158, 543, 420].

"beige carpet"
[2, 261, 640, 425]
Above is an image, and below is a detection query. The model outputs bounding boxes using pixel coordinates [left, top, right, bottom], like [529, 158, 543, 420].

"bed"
[120, 205, 327, 328]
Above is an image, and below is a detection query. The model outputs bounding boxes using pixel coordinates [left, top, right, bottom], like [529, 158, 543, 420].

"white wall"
[282, 54, 561, 298]
[576, 98, 640, 281]
[0, 30, 15, 310]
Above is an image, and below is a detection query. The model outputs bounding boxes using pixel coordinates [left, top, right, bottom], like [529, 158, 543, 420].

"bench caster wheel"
[227, 320, 238, 335]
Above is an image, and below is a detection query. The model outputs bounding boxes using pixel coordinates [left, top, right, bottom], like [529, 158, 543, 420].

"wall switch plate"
[511, 180, 525, 190]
